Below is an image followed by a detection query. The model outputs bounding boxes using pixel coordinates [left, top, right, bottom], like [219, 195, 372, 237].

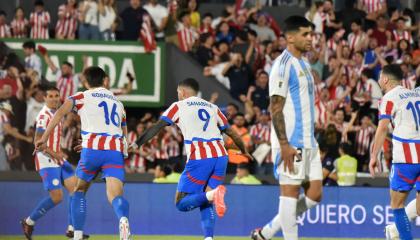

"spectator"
[305, 1, 324, 34]
[165, 162, 182, 183]
[248, 71, 269, 110]
[98, 0, 117, 41]
[23, 42, 42, 79]
[120, 0, 150, 41]
[231, 30, 249, 58]
[249, 13, 276, 42]
[392, 17, 413, 46]
[249, 109, 271, 174]
[177, 11, 198, 52]
[320, 144, 337, 186]
[195, 33, 214, 67]
[330, 142, 358, 186]
[216, 21, 234, 44]
[354, 69, 383, 118]
[225, 113, 252, 173]
[143, 0, 168, 41]
[11, 7, 29, 39]
[29, 0, 50, 39]
[78, 0, 101, 40]
[222, 53, 252, 100]
[55, 0, 78, 40]
[0, 11, 11, 38]
[153, 164, 172, 183]
[231, 163, 261, 185]
[347, 19, 368, 52]
[187, 0, 200, 29]
[24, 86, 44, 134]
[198, 13, 214, 35]
[0, 65, 23, 98]
[369, 15, 392, 48]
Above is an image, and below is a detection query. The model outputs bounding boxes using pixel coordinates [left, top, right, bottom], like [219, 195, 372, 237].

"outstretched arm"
[136, 119, 169, 146]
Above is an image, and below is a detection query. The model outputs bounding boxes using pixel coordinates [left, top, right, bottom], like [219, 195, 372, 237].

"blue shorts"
[178, 156, 228, 193]
[390, 163, 420, 192]
[76, 148, 125, 183]
[38, 161, 74, 191]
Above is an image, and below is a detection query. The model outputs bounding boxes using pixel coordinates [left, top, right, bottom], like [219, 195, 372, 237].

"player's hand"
[73, 139, 82, 153]
[281, 144, 299, 173]
[35, 138, 47, 152]
[369, 156, 378, 177]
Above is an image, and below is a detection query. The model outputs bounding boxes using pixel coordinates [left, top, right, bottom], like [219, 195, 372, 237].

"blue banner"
[0, 182, 418, 237]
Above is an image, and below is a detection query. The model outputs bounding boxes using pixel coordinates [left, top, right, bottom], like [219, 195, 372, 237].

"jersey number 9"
[198, 108, 210, 131]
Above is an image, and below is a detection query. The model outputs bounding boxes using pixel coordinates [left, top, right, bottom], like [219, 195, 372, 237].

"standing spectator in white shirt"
[249, 13, 276, 42]
[24, 86, 44, 134]
[29, 0, 50, 39]
[78, 0, 101, 40]
[143, 0, 168, 41]
[55, 0, 78, 39]
[0, 11, 11, 38]
[98, 0, 117, 41]
[11, 7, 29, 38]
[22, 41, 42, 78]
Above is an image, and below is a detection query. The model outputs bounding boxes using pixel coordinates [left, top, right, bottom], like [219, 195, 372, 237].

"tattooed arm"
[222, 127, 253, 160]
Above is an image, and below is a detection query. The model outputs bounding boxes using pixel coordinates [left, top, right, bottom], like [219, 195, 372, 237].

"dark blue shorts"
[38, 161, 74, 191]
[76, 148, 125, 183]
[177, 156, 228, 193]
[390, 163, 420, 192]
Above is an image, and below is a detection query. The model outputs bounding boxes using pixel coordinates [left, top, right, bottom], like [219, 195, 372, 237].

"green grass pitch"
[0, 236, 382, 240]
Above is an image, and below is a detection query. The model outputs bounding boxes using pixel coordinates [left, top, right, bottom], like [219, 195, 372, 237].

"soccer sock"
[261, 197, 282, 239]
[204, 238, 213, 240]
[200, 203, 215, 239]
[68, 195, 74, 231]
[405, 199, 417, 221]
[74, 230, 83, 240]
[28, 196, 56, 224]
[72, 191, 87, 231]
[176, 193, 209, 212]
[279, 196, 298, 240]
[393, 208, 413, 240]
[112, 196, 130, 220]
[206, 189, 216, 201]
[296, 194, 319, 216]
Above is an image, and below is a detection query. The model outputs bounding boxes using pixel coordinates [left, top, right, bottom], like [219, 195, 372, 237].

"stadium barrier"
[0, 182, 419, 238]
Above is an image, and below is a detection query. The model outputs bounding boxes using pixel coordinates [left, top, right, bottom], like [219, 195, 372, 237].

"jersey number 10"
[407, 101, 420, 131]
[98, 101, 121, 127]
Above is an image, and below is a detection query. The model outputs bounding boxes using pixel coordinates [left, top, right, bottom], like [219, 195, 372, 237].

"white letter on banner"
[326, 205, 337, 224]
[320, 204, 325, 223]
[306, 205, 320, 224]
[67, 56, 75, 68]
[45, 55, 61, 81]
[98, 57, 116, 87]
[338, 205, 350, 224]
[297, 215, 304, 226]
[385, 206, 394, 224]
[119, 58, 137, 90]
[351, 205, 366, 224]
[372, 205, 384, 225]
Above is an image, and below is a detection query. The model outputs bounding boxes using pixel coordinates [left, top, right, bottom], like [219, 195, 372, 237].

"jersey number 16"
[98, 101, 121, 127]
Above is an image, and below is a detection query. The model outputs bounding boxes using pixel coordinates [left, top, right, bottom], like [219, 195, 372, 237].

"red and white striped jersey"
[11, 18, 28, 38]
[140, 14, 157, 53]
[69, 88, 127, 152]
[249, 123, 270, 143]
[177, 26, 198, 52]
[355, 126, 375, 155]
[56, 71, 79, 103]
[126, 131, 146, 171]
[160, 96, 229, 161]
[61, 125, 77, 151]
[393, 30, 413, 44]
[29, 11, 50, 39]
[378, 86, 420, 163]
[5, 142, 16, 160]
[55, 4, 78, 38]
[0, 110, 9, 142]
[360, 0, 385, 13]
[347, 32, 365, 51]
[154, 137, 170, 160]
[0, 24, 11, 38]
[315, 100, 332, 126]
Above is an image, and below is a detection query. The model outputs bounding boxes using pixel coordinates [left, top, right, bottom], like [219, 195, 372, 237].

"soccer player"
[136, 78, 252, 240]
[35, 67, 131, 240]
[370, 64, 420, 240]
[20, 86, 86, 239]
[251, 16, 322, 240]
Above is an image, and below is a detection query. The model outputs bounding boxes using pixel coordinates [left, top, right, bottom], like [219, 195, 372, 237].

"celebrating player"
[35, 67, 131, 240]
[136, 78, 252, 240]
[370, 64, 420, 240]
[251, 16, 322, 240]
[21, 86, 89, 239]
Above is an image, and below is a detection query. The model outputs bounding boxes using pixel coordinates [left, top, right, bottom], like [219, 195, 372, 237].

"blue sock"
[71, 191, 87, 231]
[112, 196, 129, 220]
[68, 195, 73, 228]
[176, 193, 209, 212]
[29, 196, 56, 222]
[393, 208, 412, 240]
[200, 203, 215, 238]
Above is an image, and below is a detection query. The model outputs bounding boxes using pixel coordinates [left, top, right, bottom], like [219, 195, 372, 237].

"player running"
[136, 78, 252, 240]
[21, 86, 89, 239]
[251, 16, 322, 240]
[35, 67, 131, 240]
[370, 64, 420, 240]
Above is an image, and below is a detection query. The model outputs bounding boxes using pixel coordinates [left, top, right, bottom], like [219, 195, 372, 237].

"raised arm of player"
[35, 99, 73, 150]
[222, 127, 253, 160]
[135, 119, 169, 146]
[369, 118, 390, 177]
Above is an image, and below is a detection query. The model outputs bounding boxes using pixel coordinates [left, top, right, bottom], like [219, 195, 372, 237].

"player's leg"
[386, 197, 418, 240]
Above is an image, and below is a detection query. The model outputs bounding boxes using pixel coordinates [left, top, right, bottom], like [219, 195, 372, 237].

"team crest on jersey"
[279, 81, 283, 88]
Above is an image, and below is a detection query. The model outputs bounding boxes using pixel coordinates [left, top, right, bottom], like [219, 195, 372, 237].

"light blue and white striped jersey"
[269, 49, 317, 149]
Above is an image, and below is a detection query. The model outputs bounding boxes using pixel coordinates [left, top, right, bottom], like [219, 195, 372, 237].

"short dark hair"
[350, 19, 362, 26]
[157, 164, 172, 176]
[382, 64, 403, 81]
[339, 142, 353, 155]
[22, 41, 35, 50]
[237, 162, 250, 170]
[203, 12, 213, 19]
[227, 103, 239, 110]
[178, 11, 189, 21]
[178, 78, 199, 92]
[361, 69, 373, 79]
[0, 10, 6, 17]
[84, 66, 106, 88]
[45, 86, 60, 94]
[199, 32, 212, 44]
[34, 0, 44, 6]
[62, 61, 73, 69]
[284, 15, 313, 34]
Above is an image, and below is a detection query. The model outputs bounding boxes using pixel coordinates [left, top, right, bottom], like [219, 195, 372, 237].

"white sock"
[296, 194, 319, 216]
[261, 197, 282, 239]
[25, 217, 35, 226]
[67, 225, 74, 232]
[279, 196, 298, 240]
[206, 190, 216, 201]
[405, 198, 417, 221]
[204, 237, 213, 240]
[74, 230, 83, 240]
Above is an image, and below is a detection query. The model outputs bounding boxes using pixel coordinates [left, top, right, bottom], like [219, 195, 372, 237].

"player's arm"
[33, 129, 64, 163]
[222, 127, 253, 160]
[41, 51, 58, 73]
[136, 120, 169, 147]
[35, 99, 73, 150]
[369, 118, 389, 177]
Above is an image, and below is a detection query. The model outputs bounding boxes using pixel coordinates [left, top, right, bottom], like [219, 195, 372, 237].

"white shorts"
[272, 147, 322, 185]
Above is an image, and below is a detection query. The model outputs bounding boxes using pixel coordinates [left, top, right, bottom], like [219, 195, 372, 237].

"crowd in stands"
[0, 0, 418, 186]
